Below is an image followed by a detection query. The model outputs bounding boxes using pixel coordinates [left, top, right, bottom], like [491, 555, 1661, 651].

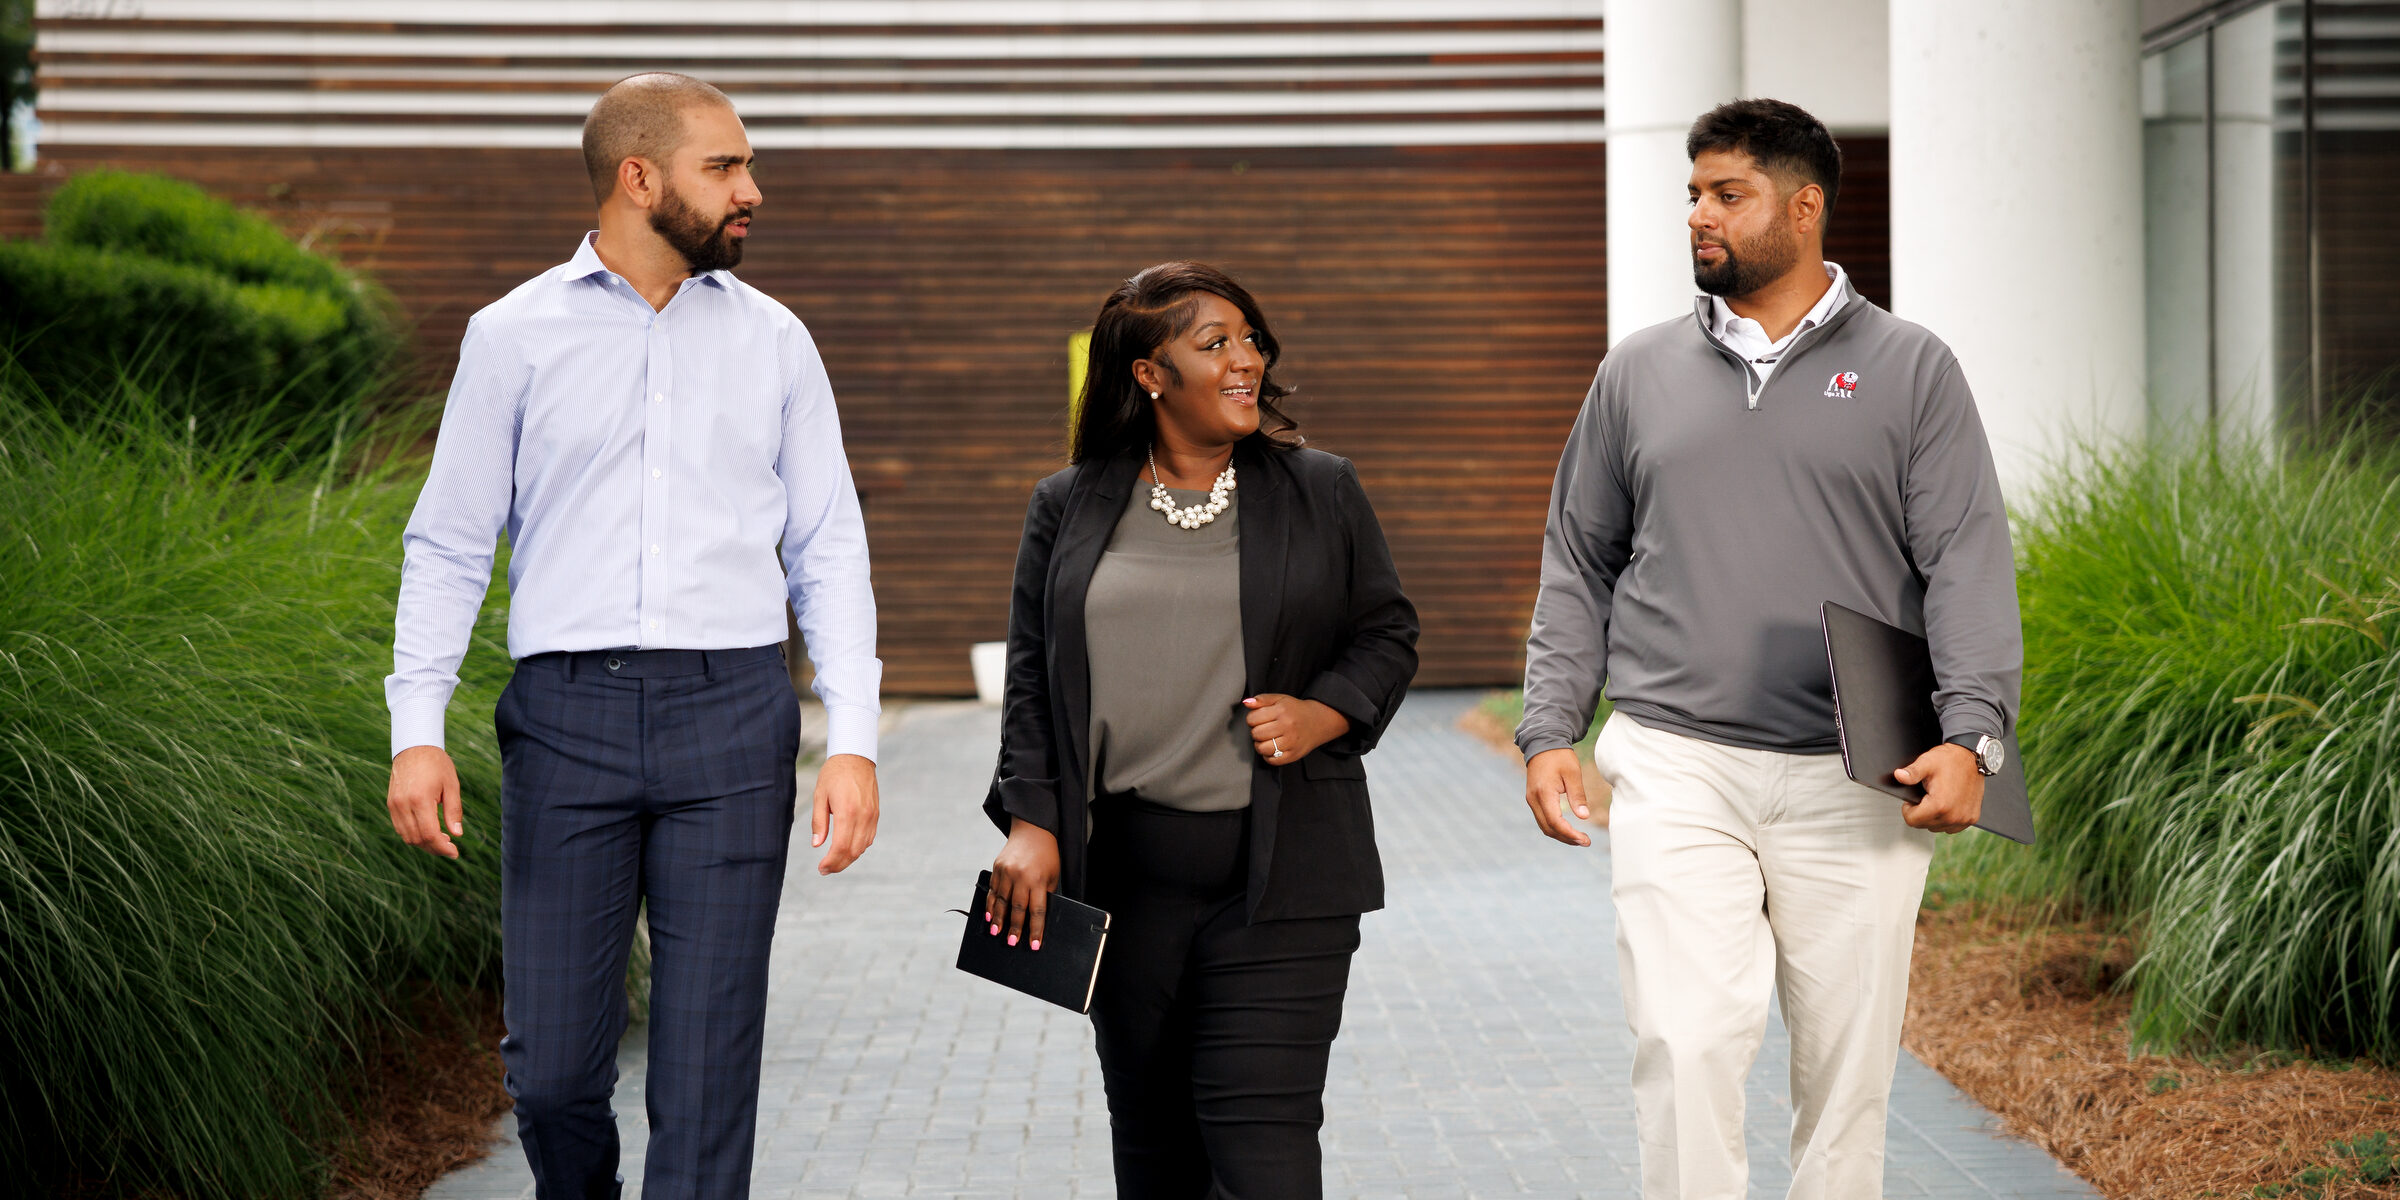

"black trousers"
[1087, 798, 1363, 1200]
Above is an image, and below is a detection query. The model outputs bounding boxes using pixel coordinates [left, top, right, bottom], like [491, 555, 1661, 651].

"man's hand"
[1523, 747, 1594, 848]
[1894, 742, 1985, 834]
[1242, 693, 1350, 764]
[810, 753, 880, 874]
[988, 818, 1062, 950]
[388, 745, 464, 859]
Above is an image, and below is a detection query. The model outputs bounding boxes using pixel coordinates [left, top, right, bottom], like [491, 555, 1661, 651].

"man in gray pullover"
[1516, 99, 2020, 1200]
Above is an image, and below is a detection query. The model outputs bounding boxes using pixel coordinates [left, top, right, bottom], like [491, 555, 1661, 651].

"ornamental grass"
[0, 382, 508, 1198]
[1940, 427, 2400, 1061]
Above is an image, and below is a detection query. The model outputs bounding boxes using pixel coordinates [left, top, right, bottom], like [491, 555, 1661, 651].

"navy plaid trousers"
[494, 644, 800, 1200]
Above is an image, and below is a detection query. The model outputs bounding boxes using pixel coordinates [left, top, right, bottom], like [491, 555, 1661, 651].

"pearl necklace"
[1148, 448, 1236, 530]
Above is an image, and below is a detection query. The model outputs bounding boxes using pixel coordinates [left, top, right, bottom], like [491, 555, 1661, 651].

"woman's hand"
[1242, 694, 1351, 765]
[988, 818, 1062, 950]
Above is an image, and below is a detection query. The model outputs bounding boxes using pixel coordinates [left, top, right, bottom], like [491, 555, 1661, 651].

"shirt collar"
[558, 230, 732, 292]
[1708, 260, 1849, 342]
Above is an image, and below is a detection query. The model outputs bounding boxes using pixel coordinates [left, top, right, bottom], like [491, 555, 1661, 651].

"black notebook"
[1821, 601, 2036, 845]
[954, 870, 1113, 1013]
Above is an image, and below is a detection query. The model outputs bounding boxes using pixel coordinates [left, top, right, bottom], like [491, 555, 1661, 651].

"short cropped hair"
[1686, 98, 1842, 217]
[581, 72, 736, 202]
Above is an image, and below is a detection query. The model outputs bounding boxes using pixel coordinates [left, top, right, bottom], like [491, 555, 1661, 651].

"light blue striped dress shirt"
[386, 233, 881, 760]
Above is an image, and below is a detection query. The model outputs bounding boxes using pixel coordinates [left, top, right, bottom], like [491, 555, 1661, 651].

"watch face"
[1981, 736, 2006, 776]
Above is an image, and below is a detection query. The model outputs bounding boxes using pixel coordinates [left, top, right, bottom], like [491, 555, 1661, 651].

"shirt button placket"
[640, 318, 670, 646]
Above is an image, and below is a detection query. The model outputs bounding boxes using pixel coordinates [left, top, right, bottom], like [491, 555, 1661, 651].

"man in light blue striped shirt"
[384, 73, 879, 1198]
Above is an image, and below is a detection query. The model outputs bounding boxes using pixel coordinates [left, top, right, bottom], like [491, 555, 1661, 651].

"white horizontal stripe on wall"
[38, 28, 1605, 60]
[38, 61, 1603, 85]
[40, 0, 1596, 24]
[43, 86, 1603, 118]
[37, 117, 1608, 148]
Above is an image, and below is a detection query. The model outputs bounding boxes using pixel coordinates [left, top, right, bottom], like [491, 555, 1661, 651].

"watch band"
[1946, 732, 2000, 776]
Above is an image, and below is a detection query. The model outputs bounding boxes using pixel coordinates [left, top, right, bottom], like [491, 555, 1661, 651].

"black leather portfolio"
[1821, 601, 2036, 845]
[955, 870, 1112, 1013]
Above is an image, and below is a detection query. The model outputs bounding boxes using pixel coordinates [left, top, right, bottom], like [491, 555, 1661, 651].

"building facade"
[11, 1, 1639, 692]
[18, 1, 2368, 690]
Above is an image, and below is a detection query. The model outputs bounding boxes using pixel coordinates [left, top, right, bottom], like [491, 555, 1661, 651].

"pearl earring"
[1149, 391, 1160, 400]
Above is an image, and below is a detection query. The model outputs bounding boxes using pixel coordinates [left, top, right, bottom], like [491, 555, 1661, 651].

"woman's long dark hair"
[1069, 261, 1302, 464]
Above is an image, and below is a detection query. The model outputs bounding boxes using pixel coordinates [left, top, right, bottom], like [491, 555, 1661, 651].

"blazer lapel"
[1047, 450, 1141, 793]
[1236, 440, 1289, 692]
[1235, 441, 1291, 909]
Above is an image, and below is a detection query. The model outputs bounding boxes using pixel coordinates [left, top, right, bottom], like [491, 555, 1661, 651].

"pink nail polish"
[1007, 934, 1019, 946]
[1031, 940, 1041, 951]
[989, 924, 999, 935]
[983, 911, 992, 923]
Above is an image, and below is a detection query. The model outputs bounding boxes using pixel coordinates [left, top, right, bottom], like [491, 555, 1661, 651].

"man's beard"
[651, 182, 748, 273]
[1693, 218, 1799, 298]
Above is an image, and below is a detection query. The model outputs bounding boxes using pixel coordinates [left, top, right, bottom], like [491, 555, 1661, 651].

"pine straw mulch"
[1906, 903, 2400, 1199]
[324, 985, 512, 1200]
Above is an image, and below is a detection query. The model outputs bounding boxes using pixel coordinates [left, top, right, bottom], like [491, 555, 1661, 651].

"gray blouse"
[1083, 483, 1252, 812]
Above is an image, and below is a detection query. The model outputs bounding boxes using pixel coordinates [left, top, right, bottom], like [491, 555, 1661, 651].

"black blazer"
[981, 439, 1420, 922]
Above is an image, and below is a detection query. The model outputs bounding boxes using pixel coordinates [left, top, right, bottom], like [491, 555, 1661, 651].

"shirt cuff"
[390, 696, 449, 759]
[1938, 697, 2007, 744]
[994, 775, 1061, 833]
[822, 702, 879, 763]
[1300, 669, 1380, 738]
[1516, 732, 1580, 761]
[1514, 707, 1583, 760]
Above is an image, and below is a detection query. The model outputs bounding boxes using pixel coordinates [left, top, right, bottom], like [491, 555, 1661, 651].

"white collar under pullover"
[1707, 261, 1849, 386]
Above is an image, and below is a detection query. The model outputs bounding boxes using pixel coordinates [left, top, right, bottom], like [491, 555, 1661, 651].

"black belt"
[524, 644, 782, 680]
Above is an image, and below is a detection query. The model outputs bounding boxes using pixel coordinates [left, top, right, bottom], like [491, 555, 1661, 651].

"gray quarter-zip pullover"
[1515, 277, 2021, 758]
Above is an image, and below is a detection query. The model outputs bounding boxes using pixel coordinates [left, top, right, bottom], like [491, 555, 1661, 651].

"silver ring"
[1271, 738, 1283, 758]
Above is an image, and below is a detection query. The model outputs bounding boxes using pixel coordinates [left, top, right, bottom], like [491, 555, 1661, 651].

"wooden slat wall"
[29, 4, 1605, 150]
[0, 137, 1893, 692]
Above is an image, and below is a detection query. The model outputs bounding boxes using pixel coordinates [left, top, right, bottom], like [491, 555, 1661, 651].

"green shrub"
[0, 384, 508, 1198]
[1940, 432, 2400, 1060]
[0, 239, 389, 429]
[47, 169, 355, 297]
[0, 171, 401, 429]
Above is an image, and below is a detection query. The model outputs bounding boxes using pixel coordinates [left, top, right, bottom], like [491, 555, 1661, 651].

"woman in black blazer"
[981, 262, 1418, 1198]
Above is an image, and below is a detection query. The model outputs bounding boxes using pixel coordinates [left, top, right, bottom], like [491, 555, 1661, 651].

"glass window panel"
[2144, 35, 2213, 439]
[2142, 2, 2308, 450]
[2304, 0, 2400, 429]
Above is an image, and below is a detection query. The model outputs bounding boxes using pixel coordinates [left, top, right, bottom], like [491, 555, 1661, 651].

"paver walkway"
[429, 690, 2098, 1198]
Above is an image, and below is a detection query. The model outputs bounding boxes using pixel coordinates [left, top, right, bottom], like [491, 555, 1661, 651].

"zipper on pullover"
[1699, 327, 1768, 410]
[1697, 312, 1842, 412]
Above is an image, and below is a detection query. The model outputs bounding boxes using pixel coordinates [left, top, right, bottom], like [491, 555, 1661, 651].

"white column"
[1605, 0, 1742, 346]
[1889, 0, 2146, 502]
[1742, 0, 1890, 134]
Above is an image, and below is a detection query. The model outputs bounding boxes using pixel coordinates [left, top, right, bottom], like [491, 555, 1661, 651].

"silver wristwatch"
[1946, 733, 2005, 777]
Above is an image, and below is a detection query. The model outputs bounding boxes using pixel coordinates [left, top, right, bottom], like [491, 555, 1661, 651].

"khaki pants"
[1594, 712, 1935, 1200]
